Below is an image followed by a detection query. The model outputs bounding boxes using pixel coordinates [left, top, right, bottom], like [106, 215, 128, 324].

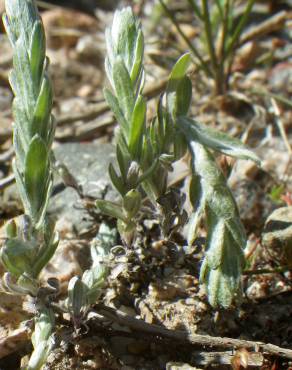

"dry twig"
[94, 304, 292, 361]
[0, 326, 31, 359]
[0, 174, 15, 190]
[0, 147, 14, 163]
[240, 10, 291, 46]
[56, 78, 168, 128]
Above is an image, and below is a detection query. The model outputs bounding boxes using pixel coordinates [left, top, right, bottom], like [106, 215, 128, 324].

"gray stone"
[50, 142, 117, 234]
[166, 363, 202, 370]
[44, 0, 119, 14]
[262, 206, 292, 266]
[1, 142, 117, 234]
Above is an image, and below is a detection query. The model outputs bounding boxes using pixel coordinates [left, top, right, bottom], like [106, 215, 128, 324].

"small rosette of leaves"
[27, 307, 55, 370]
[67, 224, 117, 326]
[4, 0, 55, 225]
[0, 216, 57, 296]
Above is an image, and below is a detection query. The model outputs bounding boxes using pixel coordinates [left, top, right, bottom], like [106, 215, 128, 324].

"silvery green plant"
[159, 52, 260, 307]
[100, 7, 260, 307]
[96, 7, 146, 242]
[27, 307, 55, 370]
[0, 0, 57, 367]
[1, 0, 58, 285]
[97, 7, 178, 240]
[67, 223, 117, 328]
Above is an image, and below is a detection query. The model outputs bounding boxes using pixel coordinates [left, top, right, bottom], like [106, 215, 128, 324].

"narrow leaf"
[13, 40, 35, 113]
[67, 276, 87, 318]
[205, 216, 226, 269]
[32, 233, 59, 277]
[166, 53, 191, 117]
[31, 73, 53, 140]
[123, 189, 141, 218]
[13, 158, 32, 216]
[0, 238, 35, 278]
[108, 163, 126, 195]
[130, 30, 144, 85]
[187, 174, 205, 245]
[116, 138, 131, 181]
[24, 135, 49, 222]
[96, 199, 127, 222]
[128, 95, 146, 160]
[167, 52, 191, 93]
[112, 58, 135, 122]
[104, 87, 129, 136]
[179, 116, 261, 164]
[29, 20, 45, 89]
[173, 131, 187, 160]
[175, 76, 192, 116]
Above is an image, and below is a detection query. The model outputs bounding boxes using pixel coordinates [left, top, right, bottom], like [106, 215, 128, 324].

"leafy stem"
[1, 1, 58, 368]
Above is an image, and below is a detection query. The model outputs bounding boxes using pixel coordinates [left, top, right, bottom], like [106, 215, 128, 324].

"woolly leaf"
[96, 199, 127, 222]
[32, 73, 53, 140]
[24, 135, 49, 222]
[109, 162, 126, 196]
[112, 58, 135, 122]
[128, 95, 146, 160]
[166, 53, 191, 117]
[179, 116, 260, 164]
[186, 139, 246, 307]
[104, 87, 129, 136]
[29, 20, 45, 89]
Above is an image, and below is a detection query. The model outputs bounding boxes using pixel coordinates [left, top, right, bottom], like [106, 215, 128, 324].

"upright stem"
[159, 0, 212, 77]
[217, 0, 230, 94]
[187, 0, 203, 21]
[201, 0, 223, 95]
[224, 0, 255, 60]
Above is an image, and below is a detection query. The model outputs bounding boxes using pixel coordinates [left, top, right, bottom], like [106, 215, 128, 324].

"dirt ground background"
[0, 0, 292, 369]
